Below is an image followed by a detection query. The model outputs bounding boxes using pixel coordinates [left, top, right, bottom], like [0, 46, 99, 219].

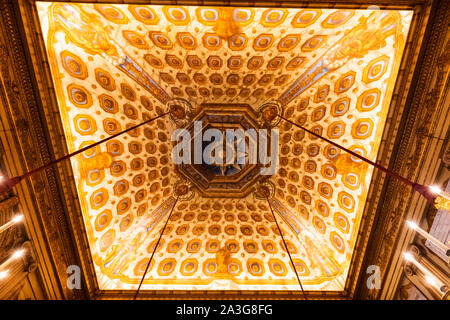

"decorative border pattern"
[3, 0, 439, 299]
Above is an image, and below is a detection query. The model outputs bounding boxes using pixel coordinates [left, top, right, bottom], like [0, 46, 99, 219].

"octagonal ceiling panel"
[176, 104, 266, 198]
[36, 2, 412, 291]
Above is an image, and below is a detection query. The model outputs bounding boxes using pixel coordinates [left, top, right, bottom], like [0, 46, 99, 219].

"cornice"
[0, 0, 88, 299]
[3, 0, 442, 300]
[354, 0, 450, 299]
[25, 0, 432, 7]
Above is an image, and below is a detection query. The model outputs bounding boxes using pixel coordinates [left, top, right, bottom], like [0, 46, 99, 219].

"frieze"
[0, 0, 87, 299]
[358, 0, 450, 299]
[0, 0, 441, 299]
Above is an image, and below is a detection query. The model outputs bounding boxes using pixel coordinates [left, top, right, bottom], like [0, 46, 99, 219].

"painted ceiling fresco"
[36, 2, 412, 291]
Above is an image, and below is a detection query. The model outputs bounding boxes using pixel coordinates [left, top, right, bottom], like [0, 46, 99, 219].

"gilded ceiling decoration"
[36, 2, 412, 291]
[175, 103, 267, 198]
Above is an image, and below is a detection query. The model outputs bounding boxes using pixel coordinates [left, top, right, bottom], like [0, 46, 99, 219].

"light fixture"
[425, 275, 438, 287]
[0, 270, 8, 279]
[406, 221, 418, 230]
[403, 252, 414, 262]
[403, 251, 447, 293]
[425, 275, 447, 293]
[429, 186, 442, 194]
[0, 248, 25, 271]
[406, 221, 450, 257]
[11, 249, 24, 260]
[429, 185, 450, 200]
[0, 214, 25, 234]
[12, 215, 23, 224]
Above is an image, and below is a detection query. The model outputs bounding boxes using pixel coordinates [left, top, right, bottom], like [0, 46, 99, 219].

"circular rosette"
[173, 180, 194, 201]
[258, 101, 283, 128]
[253, 180, 276, 200]
[167, 98, 192, 127]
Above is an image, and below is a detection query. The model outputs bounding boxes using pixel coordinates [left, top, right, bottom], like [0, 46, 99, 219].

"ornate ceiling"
[36, 2, 412, 291]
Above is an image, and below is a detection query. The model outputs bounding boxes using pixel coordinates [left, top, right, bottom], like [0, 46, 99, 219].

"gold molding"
[0, 0, 90, 299]
[3, 0, 442, 299]
[354, 0, 450, 299]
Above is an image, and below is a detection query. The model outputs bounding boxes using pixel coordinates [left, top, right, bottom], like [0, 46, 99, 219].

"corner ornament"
[253, 180, 275, 200]
[258, 101, 283, 128]
[173, 179, 195, 201]
[167, 98, 193, 128]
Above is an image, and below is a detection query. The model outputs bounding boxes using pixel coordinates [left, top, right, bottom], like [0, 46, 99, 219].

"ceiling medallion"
[258, 101, 283, 128]
[253, 180, 276, 200]
[167, 98, 193, 127]
[206, 133, 248, 177]
[175, 104, 273, 198]
[173, 179, 195, 201]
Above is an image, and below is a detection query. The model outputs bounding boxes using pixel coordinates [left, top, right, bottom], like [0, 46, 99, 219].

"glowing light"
[406, 221, 418, 230]
[0, 270, 8, 279]
[403, 252, 414, 262]
[403, 252, 446, 292]
[425, 275, 446, 292]
[11, 249, 24, 260]
[0, 248, 26, 270]
[429, 186, 442, 194]
[406, 221, 450, 257]
[429, 185, 450, 204]
[425, 275, 438, 286]
[12, 215, 24, 224]
[0, 214, 25, 234]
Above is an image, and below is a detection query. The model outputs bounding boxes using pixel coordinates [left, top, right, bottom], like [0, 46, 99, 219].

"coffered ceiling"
[36, 2, 412, 292]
